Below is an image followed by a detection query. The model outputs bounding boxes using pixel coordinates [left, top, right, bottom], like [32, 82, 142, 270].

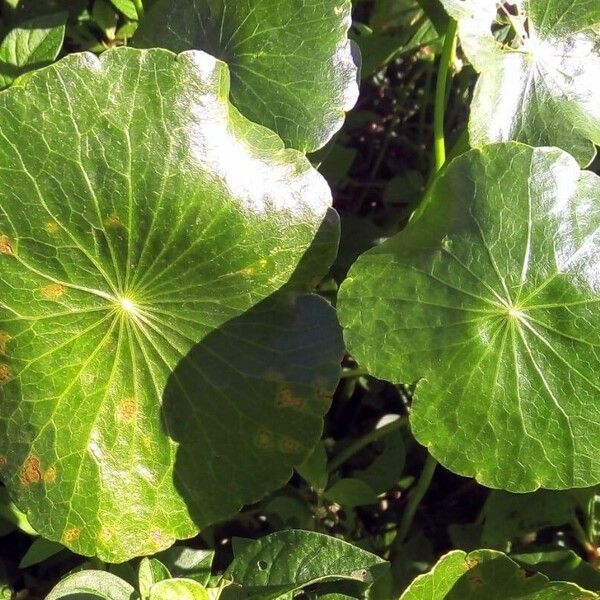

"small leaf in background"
[133, 0, 359, 152]
[19, 537, 64, 568]
[441, 0, 600, 166]
[149, 578, 209, 600]
[0, 11, 66, 89]
[225, 530, 386, 598]
[139, 557, 171, 599]
[480, 490, 577, 549]
[0, 488, 36, 536]
[513, 550, 600, 592]
[45, 570, 136, 600]
[400, 549, 598, 599]
[109, 0, 139, 20]
[324, 478, 379, 508]
[155, 546, 214, 586]
[296, 441, 329, 492]
[92, 0, 118, 41]
[338, 142, 600, 491]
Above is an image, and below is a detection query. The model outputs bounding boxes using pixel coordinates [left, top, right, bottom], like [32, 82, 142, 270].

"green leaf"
[133, 0, 359, 152]
[46, 570, 136, 600]
[338, 142, 600, 491]
[481, 490, 576, 548]
[354, 429, 406, 495]
[441, 0, 600, 166]
[19, 537, 64, 568]
[109, 0, 139, 20]
[513, 550, 600, 592]
[155, 547, 214, 586]
[225, 530, 386, 598]
[324, 478, 379, 508]
[139, 558, 171, 599]
[149, 579, 209, 600]
[399, 549, 598, 599]
[296, 440, 328, 491]
[0, 487, 36, 535]
[0, 47, 338, 561]
[0, 11, 66, 89]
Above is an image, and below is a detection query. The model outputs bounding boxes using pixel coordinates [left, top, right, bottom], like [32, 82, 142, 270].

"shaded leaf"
[0, 47, 336, 561]
[225, 530, 386, 599]
[338, 143, 600, 491]
[139, 558, 171, 598]
[19, 537, 64, 568]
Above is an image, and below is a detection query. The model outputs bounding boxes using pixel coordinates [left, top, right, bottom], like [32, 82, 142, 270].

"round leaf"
[0, 47, 338, 561]
[441, 0, 600, 166]
[133, 0, 359, 152]
[338, 143, 600, 491]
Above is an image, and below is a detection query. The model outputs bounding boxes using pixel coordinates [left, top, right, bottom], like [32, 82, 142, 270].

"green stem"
[340, 367, 370, 379]
[392, 454, 437, 554]
[570, 513, 595, 555]
[133, 0, 144, 17]
[433, 19, 458, 173]
[327, 418, 406, 474]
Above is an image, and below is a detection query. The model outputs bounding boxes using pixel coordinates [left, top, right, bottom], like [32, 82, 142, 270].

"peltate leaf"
[224, 529, 386, 599]
[441, 0, 600, 166]
[399, 549, 598, 599]
[132, 0, 359, 152]
[0, 47, 340, 561]
[338, 142, 600, 491]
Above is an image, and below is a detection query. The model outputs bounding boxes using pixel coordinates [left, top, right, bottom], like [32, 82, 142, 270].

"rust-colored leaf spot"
[99, 527, 113, 542]
[468, 576, 483, 587]
[116, 398, 137, 423]
[20, 454, 42, 485]
[63, 528, 80, 544]
[45, 221, 60, 234]
[105, 214, 122, 228]
[255, 430, 274, 448]
[41, 283, 66, 299]
[0, 332, 11, 355]
[43, 466, 57, 484]
[0, 456, 6, 468]
[0, 235, 13, 256]
[276, 388, 305, 410]
[278, 436, 303, 454]
[315, 384, 333, 410]
[466, 557, 480, 570]
[0, 364, 10, 381]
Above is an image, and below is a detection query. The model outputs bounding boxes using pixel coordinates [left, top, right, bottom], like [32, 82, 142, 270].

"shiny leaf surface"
[0, 47, 339, 561]
[441, 0, 600, 166]
[133, 0, 359, 152]
[338, 143, 600, 491]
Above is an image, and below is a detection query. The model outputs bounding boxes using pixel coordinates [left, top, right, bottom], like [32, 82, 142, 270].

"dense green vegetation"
[0, 1, 599, 598]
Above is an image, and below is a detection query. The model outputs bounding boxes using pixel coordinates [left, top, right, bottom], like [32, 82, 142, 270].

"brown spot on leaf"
[116, 398, 137, 423]
[468, 576, 483, 587]
[315, 385, 333, 410]
[63, 528, 80, 544]
[0, 235, 13, 256]
[278, 436, 302, 454]
[105, 214, 122, 228]
[41, 283, 66, 300]
[466, 557, 480, 570]
[256, 430, 273, 448]
[44, 466, 57, 484]
[0, 364, 10, 381]
[45, 221, 60, 234]
[0, 332, 11, 355]
[276, 389, 305, 410]
[0, 456, 6, 468]
[20, 455, 42, 485]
